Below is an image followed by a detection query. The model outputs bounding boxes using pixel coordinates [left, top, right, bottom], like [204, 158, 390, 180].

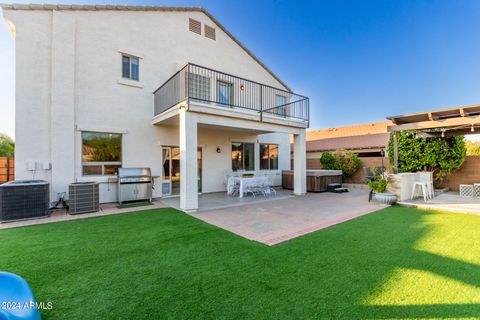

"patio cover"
[387, 104, 480, 170]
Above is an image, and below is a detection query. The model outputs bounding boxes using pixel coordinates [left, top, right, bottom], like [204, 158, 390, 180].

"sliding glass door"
[162, 146, 202, 197]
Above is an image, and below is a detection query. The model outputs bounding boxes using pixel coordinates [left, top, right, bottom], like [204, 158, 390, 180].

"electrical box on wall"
[42, 162, 51, 170]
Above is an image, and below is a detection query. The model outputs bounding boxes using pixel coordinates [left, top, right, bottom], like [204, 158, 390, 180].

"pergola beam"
[417, 128, 477, 138]
[388, 116, 480, 132]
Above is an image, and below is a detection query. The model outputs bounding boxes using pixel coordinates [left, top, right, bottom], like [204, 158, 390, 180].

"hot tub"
[282, 170, 343, 192]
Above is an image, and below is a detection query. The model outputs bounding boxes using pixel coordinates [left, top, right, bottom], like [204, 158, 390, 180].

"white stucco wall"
[4, 8, 298, 203]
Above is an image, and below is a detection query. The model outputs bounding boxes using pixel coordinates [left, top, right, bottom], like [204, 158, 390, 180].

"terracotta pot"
[374, 192, 397, 205]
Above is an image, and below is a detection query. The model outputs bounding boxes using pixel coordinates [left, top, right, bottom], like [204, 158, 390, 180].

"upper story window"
[275, 94, 287, 117]
[82, 132, 122, 176]
[122, 54, 139, 81]
[189, 73, 211, 101]
[259, 144, 279, 170]
[231, 142, 254, 171]
[217, 80, 233, 105]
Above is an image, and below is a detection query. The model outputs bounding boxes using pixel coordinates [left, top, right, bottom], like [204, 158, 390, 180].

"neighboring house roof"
[306, 133, 390, 152]
[0, 3, 291, 91]
[306, 121, 392, 141]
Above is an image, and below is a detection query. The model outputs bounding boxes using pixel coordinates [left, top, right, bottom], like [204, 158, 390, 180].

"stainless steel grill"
[117, 168, 152, 204]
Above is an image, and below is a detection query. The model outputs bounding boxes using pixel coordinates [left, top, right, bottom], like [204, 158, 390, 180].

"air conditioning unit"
[0, 180, 50, 222]
[68, 182, 99, 215]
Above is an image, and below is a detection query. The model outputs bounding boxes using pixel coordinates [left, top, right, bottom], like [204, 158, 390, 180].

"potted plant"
[368, 171, 397, 205]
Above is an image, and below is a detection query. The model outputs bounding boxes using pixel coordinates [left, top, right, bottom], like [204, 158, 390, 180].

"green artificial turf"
[1, 206, 479, 319]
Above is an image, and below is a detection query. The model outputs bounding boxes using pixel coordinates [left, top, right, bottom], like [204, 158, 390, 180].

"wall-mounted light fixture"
[216, 147, 221, 153]
[240, 84, 245, 91]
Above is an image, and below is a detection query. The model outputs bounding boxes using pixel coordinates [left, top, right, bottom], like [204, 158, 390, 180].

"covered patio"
[152, 108, 307, 212]
[388, 105, 480, 212]
[388, 104, 480, 168]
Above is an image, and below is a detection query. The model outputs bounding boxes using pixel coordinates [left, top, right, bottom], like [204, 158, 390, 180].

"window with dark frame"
[275, 94, 287, 117]
[217, 80, 233, 105]
[259, 144, 279, 170]
[231, 142, 254, 171]
[82, 132, 122, 176]
[122, 54, 139, 81]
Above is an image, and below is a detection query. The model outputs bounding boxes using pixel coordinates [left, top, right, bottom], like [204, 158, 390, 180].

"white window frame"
[122, 54, 140, 81]
[81, 131, 123, 177]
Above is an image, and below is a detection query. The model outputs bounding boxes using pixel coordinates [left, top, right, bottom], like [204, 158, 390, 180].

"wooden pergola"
[387, 104, 480, 171]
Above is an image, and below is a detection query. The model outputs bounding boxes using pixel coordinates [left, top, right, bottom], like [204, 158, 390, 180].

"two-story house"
[1, 4, 308, 211]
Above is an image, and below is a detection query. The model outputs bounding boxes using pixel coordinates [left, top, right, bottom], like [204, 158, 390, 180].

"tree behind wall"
[466, 140, 480, 155]
[0, 134, 14, 157]
[388, 131, 466, 187]
[320, 150, 361, 178]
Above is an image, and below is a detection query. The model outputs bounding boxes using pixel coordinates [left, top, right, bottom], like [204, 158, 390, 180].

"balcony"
[153, 63, 309, 124]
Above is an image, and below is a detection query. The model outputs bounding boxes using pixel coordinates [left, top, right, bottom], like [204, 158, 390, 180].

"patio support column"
[393, 131, 399, 174]
[179, 108, 198, 211]
[293, 129, 307, 195]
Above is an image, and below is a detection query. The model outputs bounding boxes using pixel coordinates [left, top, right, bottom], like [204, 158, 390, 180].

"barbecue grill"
[117, 168, 153, 204]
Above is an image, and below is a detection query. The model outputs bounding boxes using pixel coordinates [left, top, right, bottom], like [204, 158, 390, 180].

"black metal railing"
[154, 63, 309, 123]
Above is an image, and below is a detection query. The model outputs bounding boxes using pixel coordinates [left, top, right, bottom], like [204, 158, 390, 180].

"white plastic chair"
[411, 182, 429, 202]
[411, 172, 434, 202]
[418, 172, 434, 199]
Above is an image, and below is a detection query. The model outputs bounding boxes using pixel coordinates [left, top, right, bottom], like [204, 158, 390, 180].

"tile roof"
[306, 133, 390, 152]
[0, 3, 291, 91]
[307, 121, 392, 141]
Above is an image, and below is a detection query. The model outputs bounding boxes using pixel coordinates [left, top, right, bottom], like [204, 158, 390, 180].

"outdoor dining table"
[227, 176, 269, 198]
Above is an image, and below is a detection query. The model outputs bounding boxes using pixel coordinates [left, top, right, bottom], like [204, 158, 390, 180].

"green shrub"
[388, 131, 466, 187]
[320, 150, 361, 178]
[0, 134, 14, 157]
[367, 170, 391, 193]
[319, 151, 336, 169]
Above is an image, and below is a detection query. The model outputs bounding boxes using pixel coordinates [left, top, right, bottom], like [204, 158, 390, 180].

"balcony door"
[162, 146, 202, 197]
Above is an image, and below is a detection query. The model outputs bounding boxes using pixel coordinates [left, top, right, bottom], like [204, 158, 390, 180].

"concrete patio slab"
[0, 200, 168, 230]
[161, 189, 293, 211]
[188, 189, 386, 246]
[398, 192, 480, 214]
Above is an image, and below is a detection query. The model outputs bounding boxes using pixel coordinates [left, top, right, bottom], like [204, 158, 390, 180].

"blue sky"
[1, 0, 480, 139]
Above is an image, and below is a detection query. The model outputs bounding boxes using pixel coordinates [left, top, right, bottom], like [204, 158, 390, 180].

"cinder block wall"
[306, 154, 480, 190]
[443, 156, 480, 191]
[344, 157, 388, 184]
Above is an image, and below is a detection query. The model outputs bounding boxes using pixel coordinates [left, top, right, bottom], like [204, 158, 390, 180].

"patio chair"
[263, 175, 277, 196]
[410, 172, 435, 202]
[227, 177, 241, 197]
[243, 179, 267, 198]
